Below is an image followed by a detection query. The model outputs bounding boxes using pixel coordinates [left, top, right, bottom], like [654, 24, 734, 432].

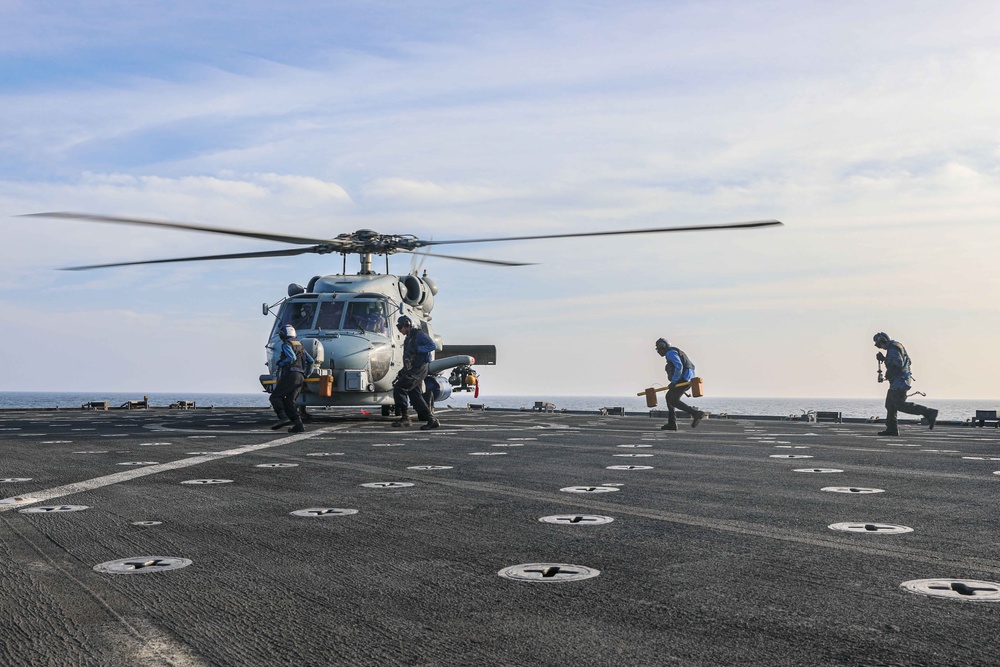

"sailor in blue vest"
[655, 338, 707, 430]
[269, 324, 315, 433]
[873, 332, 937, 435]
[392, 315, 440, 429]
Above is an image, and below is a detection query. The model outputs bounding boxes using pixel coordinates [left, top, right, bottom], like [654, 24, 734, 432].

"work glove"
[875, 352, 886, 362]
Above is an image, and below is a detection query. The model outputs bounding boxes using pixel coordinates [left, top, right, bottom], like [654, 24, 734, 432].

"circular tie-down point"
[821, 486, 885, 494]
[560, 486, 620, 494]
[829, 522, 913, 534]
[361, 482, 414, 489]
[118, 462, 159, 466]
[306, 452, 344, 456]
[901, 579, 1000, 602]
[94, 556, 193, 575]
[407, 465, 454, 471]
[617, 444, 652, 449]
[498, 563, 600, 583]
[539, 515, 615, 526]
[180, 479, 234, 485]
[290, 508, 359, 518]
[19, 504, 89, 514]
[769, 454, 814, 459]
[372, 443, 405, 447]
[605, 465, 653, 471]
[255, 463, 299, 468]
[1, 478, 32, 483]
[794, 468, 844, 474]
[132, 520, 163, 527]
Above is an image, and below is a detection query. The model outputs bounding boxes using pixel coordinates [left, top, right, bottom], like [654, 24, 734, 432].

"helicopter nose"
[322, 336, 370, 368]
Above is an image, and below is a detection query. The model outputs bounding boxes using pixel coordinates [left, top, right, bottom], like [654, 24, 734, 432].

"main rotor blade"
[60, 247, 320, 271]
[421, 219, 783, 246]
[417, 251, 534, 267]
[23, 212, 340, 247]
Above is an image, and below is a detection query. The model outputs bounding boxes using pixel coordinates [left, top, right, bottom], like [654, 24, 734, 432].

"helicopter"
[21, 212, 782, 416]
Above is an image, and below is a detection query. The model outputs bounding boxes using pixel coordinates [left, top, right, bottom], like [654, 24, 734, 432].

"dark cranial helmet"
[873, 332, 890, 346]
[396, 315, 413, 329]
[655, 338, 669, 350]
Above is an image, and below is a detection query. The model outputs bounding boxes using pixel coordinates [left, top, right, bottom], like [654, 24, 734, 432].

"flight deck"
[2, 407, 998, 666]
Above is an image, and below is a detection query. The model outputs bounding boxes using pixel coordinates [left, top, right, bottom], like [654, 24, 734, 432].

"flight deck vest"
[665, 346, 695, 379]
[285, 339, 308, 374]
[885, 340, 912, 382]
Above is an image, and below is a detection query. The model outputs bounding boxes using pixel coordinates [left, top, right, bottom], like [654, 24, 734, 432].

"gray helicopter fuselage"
[261, 272, 471, 407]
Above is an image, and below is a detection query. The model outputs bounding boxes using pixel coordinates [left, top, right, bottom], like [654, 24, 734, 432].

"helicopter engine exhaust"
[399, 275, 435, 314]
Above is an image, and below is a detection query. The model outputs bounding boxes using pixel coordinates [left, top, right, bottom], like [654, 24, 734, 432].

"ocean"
[1, 391, 997, 423]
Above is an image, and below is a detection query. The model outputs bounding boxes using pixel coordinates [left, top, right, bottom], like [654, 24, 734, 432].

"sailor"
[873, 332, 938, 435]
[269, 325, 315, 433]
[655, 338, 707, 431]
[392, 315, 440, 429]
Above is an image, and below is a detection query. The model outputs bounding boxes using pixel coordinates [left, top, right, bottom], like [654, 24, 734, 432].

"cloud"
[3, 1, 1000, 398]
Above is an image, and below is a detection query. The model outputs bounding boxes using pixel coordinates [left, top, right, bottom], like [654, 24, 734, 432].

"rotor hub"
[330, 230, 421, 255]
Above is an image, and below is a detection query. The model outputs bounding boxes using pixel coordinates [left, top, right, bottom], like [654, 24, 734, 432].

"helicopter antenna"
[410, 237, 432, 275]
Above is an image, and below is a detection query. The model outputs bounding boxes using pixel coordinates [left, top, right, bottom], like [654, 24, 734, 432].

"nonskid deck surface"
[2, 408, 999, 666]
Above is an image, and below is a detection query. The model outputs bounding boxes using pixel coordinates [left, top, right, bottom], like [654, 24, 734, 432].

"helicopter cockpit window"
[315, 301, 346, 330]
[279, 301, 317, 332]
[345, 300, 390, 336]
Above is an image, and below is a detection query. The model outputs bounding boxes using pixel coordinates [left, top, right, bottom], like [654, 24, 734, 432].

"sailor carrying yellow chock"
[645, 338, 707, 431]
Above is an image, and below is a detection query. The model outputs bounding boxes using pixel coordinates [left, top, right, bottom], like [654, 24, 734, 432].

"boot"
[288, 419, 305, 433]
[661, 423, 678, 431]
[926, 409, 938, 430]
[877, 430, 899, 436]
[271, 412, 293, 430]
[392, 416, 412, 428]
[691, 411, 707, 429]
[420, 417, 440, 430]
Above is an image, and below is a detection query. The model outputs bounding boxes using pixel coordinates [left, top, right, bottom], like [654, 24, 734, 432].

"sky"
[1, 0, 999, 400]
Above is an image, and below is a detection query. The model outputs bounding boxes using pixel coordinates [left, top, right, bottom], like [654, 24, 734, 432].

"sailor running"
[655, 338, 707, 430]
[873, 332, 937, 436]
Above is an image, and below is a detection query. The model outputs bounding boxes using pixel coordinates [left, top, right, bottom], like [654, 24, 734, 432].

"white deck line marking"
[0, 428, 334, 511]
